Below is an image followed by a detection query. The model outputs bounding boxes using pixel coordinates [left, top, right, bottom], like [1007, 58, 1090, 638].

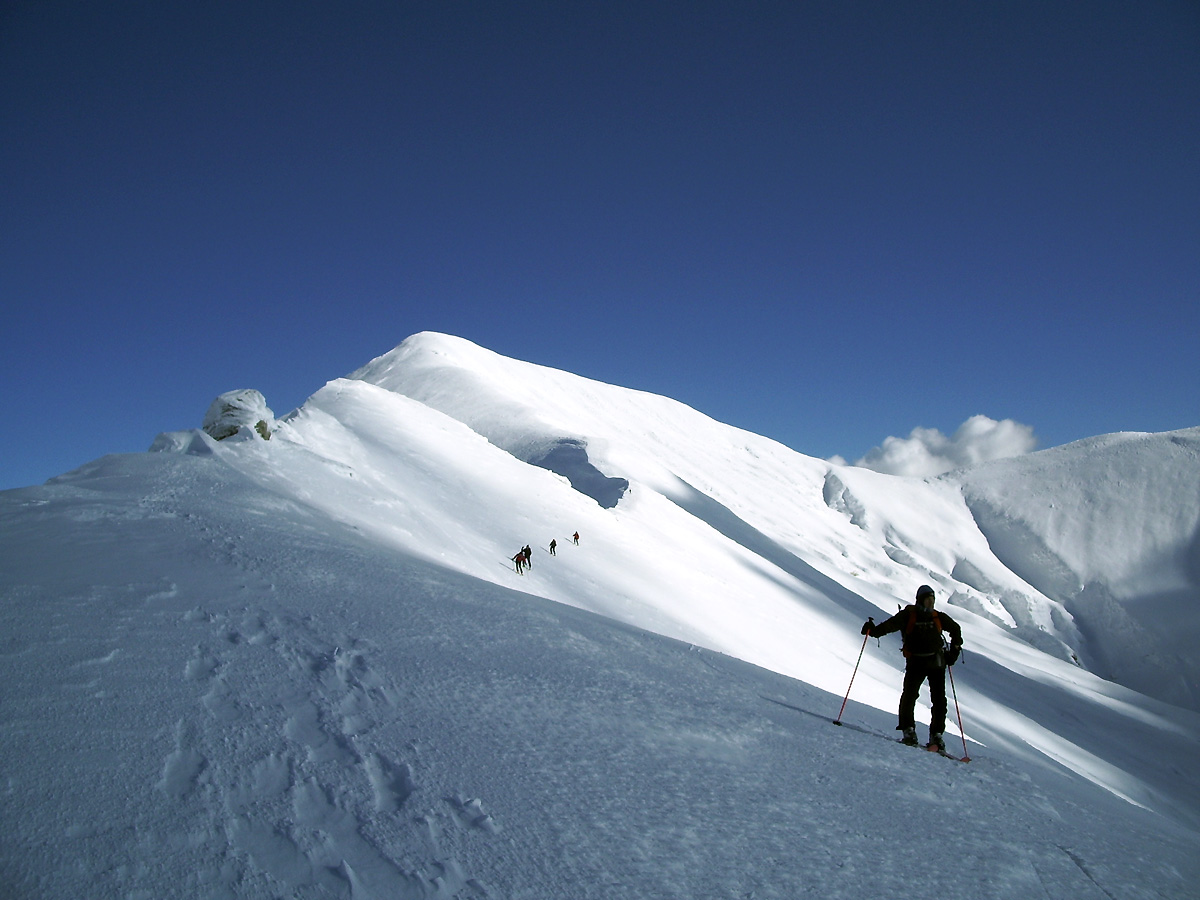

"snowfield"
[2, 332, 1198, 899]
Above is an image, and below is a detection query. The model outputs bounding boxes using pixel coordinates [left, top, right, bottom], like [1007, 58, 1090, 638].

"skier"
[549, 539, 557, 556]
[512, 550, 528, 574]
[572, 531, 580, 545]
[862, 584, 963, 751]
[523, 545, 533, 569]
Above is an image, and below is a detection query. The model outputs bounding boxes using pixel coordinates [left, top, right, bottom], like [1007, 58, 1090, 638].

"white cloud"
[853, 415, 1038, 477]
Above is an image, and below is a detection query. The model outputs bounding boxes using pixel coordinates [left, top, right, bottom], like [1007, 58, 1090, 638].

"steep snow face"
[955, 429, 1200, 597]
[952, 428, 1200, 707]
[345, 334, 1136, 689]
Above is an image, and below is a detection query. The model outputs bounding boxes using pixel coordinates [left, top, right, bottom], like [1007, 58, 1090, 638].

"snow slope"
[349, 335, 1200, 704]
[2, 332, 1198, 898]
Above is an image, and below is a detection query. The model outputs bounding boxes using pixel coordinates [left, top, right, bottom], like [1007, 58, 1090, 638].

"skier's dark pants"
[899, 657, 947, 735]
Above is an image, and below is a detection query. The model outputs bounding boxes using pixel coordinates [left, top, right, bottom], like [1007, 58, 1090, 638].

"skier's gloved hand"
[860, 619, 874, 636]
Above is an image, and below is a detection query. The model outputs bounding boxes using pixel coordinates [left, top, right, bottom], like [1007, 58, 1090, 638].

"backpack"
[903, 605, 961, 666]
[903, 606, 944, 661]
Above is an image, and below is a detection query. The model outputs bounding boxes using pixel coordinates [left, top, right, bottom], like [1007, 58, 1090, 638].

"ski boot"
[901, 727, 918, 746]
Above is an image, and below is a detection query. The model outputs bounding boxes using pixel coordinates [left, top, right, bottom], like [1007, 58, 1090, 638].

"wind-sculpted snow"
[525, 438, 629, 508]
[350, 336, 631, 508]
[952, 428, 1200, 709]
[2, 332, 1199, 898]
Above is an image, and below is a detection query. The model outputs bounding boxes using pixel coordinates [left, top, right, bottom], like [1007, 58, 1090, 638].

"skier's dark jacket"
[868, 605, 962, 663]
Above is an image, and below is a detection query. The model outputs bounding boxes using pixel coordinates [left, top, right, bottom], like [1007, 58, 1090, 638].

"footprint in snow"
[283, 695, 359, 765]
[184, 645, 220, 682]
[159, 719, 206, 799]
[364, 752, 416, 813]
[447, 795, 501, 834]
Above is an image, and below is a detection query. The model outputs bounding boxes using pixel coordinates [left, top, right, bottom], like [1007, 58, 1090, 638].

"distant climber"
[862, 584, 963, 751]
[549, 539, 557, 556]
[572, 532, 580, 545]
[523, 545, 533, 569]
[512, 550, 528, 574]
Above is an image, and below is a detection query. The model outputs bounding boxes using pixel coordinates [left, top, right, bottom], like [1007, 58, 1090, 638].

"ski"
[922, 742, 969, 762]
[829, 711, 971, 761]
[893, 736, 969, 762]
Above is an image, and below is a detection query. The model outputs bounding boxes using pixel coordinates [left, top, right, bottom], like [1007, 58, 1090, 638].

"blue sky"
[3, 1, 1197, 490]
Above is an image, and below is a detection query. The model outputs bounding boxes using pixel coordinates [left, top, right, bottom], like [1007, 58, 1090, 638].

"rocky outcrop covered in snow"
[202, 390, 275, 441]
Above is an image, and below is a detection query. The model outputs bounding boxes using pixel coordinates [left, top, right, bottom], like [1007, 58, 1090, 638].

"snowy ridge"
[2, 331, 1198, 899]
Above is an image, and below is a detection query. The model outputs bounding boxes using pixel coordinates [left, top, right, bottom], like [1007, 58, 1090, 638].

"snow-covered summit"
[347, 331, 740, 507]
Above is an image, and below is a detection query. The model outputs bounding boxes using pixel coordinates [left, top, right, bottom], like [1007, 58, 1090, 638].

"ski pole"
[947, 662, 970, 762]
[834, 618, 872, 725]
